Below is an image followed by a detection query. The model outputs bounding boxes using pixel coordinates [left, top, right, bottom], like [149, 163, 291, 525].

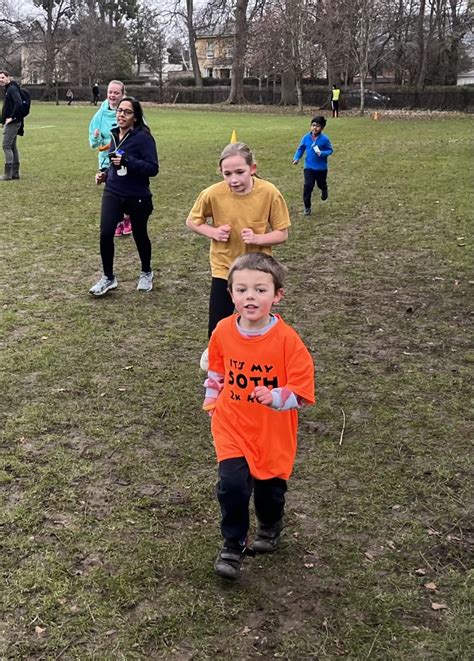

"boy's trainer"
[252, 519, 283, 554]
[214, 542, 250, 580]
[89, 275, 118, 296]
[321, 188, 328, 201]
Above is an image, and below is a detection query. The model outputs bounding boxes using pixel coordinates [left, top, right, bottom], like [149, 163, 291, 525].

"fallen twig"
[339, 407, 346, 446]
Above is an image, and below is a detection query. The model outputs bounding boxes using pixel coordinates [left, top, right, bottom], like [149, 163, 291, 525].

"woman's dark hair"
[118, 96, 150, 132]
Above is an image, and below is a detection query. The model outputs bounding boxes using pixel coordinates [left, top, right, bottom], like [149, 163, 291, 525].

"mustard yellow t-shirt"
[188, 178, 291, 279]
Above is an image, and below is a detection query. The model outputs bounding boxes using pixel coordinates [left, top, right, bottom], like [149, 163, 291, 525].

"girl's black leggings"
[208, 277, 235, 338]
[100, 190, 153, 278]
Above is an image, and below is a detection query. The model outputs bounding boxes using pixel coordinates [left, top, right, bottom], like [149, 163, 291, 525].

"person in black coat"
[0, 70, 24, 180]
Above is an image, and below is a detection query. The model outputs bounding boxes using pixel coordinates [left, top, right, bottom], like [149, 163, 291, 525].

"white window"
[207, 41, 214, 58]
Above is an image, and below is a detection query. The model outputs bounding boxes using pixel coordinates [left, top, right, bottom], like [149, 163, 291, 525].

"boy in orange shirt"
[203, 253, 315, 580]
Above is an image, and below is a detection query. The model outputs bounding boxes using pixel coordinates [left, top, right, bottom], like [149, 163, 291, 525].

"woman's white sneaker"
[89, 275, 118, 296]
[137, 271, 153, 292]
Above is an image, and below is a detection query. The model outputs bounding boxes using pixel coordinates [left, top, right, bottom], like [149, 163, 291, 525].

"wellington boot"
[12, 162, 20, 179]
[0, 164, 13, 180]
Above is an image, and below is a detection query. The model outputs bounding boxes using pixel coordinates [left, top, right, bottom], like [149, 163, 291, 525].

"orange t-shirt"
[208, 315, 315, 480]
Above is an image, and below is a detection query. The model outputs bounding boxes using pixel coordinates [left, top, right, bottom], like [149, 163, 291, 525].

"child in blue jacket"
[293, 116, 333, 216]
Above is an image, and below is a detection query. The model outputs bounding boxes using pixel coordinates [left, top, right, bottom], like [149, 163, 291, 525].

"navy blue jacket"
[106, 126, 159, 197]
[1, 81, 24, 135]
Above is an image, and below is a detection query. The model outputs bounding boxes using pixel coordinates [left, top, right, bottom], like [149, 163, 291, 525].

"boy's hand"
[251, 386, 273, 406]
[95, 171, 106, 185]
[203, 397, 217, 417]
[213, 224, 231, 242]
[292, 159, 299, 165]
[314, 145, 321, 156]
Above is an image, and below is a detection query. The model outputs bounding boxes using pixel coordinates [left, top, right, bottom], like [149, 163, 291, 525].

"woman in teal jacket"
[88, 80, 131, 236]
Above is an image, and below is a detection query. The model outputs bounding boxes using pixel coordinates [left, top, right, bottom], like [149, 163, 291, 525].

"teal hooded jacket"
[88, 100, 118, 169]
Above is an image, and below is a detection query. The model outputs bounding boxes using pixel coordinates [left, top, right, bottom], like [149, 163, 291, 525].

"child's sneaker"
[321, 188, 328, 201]
[304, 207, 312, 216]
[122, 216, 132, 235]
[214, 542, 247, 580]
[115, 222, 124, 237]
[252, 519, 283, 554]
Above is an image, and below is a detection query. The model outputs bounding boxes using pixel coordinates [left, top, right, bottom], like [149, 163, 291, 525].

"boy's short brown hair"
[228, 253, 286, 291]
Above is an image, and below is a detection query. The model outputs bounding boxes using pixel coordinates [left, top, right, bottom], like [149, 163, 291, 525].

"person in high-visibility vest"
[331, 85, 341, 118]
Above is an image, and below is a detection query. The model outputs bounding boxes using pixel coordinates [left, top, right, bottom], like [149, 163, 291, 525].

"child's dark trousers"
[217, 457, 287, 545]
[303, 168, 328, 209]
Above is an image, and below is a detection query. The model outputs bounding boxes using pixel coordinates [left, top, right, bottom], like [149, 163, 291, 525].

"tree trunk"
[227, 0, 249, 104]
[280, 67, 296, 105]
[186, 0, 203, 86]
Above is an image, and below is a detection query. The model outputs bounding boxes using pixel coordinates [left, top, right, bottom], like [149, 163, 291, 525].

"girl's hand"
[213, 224, 231, 242]
[93, 128, 100, 138]
[251, 386, 273, 406]
[95, 171, 106, 185]
[241, 228, 258, 244]
[203, 397, 217, 417]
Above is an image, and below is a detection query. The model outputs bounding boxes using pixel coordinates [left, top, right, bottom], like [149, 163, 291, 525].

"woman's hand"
[95, 171, 106, 185]
[213, 224, 231, 242]
[110, 153, 123, 167]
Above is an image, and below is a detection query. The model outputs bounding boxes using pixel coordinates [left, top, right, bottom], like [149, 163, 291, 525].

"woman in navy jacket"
[90, 96, 159, 296]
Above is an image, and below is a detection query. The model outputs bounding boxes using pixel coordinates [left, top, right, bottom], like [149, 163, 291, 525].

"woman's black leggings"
[100, 190, 153, 278]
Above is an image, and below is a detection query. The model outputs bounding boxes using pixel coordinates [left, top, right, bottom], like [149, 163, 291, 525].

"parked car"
[345, 88, 391, 108]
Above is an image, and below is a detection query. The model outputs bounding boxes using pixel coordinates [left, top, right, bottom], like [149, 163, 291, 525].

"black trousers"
[217, 457, 287, 545]
[303, 168, 328, 210]
[100, 190, 153, 279]
[208, 277, 235, 338]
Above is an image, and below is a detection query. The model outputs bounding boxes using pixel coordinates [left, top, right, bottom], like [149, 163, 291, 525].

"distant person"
[89, 79, 132, 237]
[202, 253, 315, 580]
[89, 97, 159, 297]
[66, 88, 74, 105]
[0, 70, 24, 181]
[92, 82, 100, 105]
[185, 142, 291, 371]
[293, 115, 333, 216]
[331, 84, 341, 118]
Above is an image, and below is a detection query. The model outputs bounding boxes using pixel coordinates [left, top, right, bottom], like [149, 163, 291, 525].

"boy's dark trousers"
[217, 457, 287, 545]
[303, 168, 328, 209]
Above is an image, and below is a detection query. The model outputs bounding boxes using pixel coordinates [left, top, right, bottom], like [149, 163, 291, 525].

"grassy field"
[1, 103, 472, 659]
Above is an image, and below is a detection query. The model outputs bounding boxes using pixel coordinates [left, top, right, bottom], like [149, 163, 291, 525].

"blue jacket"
[293, 132, 333, 171]
[88, 100, 118, 169]
[105, 126, 159, 197]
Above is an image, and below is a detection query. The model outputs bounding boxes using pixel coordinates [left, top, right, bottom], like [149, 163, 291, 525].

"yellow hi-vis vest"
[332, 88, 341, 101]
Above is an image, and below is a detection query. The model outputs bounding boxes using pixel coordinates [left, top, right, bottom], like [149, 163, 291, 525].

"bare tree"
[163, 0, 203, 85]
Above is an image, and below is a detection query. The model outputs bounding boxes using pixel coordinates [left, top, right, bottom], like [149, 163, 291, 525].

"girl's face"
[107, 83, 123, 108]
[116, 101, 135, 131]
[220, 154, 256, 194]
[230, 268, 283, 331]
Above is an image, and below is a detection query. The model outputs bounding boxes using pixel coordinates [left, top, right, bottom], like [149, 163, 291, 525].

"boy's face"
[230, 269, 283, 330]
[311, 122, 323, 136]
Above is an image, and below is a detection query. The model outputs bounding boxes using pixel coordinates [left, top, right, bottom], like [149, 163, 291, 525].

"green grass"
[1, 103, 472, 658]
